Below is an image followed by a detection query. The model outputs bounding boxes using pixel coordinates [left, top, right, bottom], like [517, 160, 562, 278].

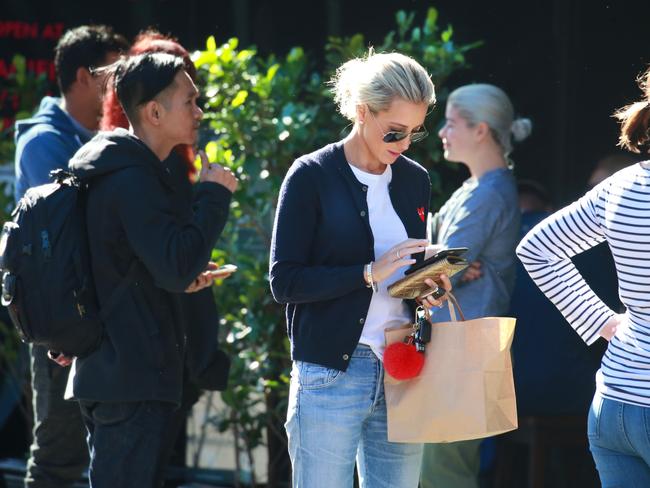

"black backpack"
[0, 169, 137, 357]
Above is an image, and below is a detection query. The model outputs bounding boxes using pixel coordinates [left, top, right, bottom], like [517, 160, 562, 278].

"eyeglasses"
[368, 109, 429, 144]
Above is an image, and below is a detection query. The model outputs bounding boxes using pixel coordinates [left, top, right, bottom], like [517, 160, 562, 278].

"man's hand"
[185, 262, 236, 293]
[185, 270, 214, 293]
[47, 350, 73, 367]
[198, 150, 238, 193]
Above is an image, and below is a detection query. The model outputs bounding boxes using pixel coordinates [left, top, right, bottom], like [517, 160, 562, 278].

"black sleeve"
[114, 167, 232, 292]
[191, 181, 231, 250]
[269, 161, 366, 305]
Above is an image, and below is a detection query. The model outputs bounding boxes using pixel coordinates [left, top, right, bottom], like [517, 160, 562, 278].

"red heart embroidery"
[417, 207, 425, 222]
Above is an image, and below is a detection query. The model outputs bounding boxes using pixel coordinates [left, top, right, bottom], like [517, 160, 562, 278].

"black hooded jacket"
[165, 150, 230, 392]
[66, 128, 231, 404]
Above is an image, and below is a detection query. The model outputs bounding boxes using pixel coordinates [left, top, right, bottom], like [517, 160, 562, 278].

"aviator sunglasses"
[368, 108, 429, 144]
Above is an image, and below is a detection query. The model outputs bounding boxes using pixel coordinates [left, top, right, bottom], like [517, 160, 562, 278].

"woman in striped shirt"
[517, 67, 650, 486]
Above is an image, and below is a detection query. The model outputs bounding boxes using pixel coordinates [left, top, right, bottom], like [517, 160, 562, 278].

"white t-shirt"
[349, 163, 411, 359]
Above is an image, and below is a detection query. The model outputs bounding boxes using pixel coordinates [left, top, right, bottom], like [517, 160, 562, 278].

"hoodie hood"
[14, 96, 88, 143]
[69, 128, 161, 180]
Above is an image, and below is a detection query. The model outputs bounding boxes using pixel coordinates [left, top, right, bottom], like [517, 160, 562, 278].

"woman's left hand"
[599, 313, 625, 341]
[417, 273, 452, 309]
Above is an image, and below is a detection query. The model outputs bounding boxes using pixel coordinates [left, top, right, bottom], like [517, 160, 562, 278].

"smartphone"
[208, 264, 238, 279]
[404, 247, 468, 276]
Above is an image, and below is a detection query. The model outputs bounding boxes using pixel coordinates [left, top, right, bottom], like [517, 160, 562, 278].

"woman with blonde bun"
[421, 84, 531, 488]
[270, 50, 451, 488]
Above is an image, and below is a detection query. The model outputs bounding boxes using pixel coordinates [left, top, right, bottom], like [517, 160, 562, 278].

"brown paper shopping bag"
[384, 294, 517, 443]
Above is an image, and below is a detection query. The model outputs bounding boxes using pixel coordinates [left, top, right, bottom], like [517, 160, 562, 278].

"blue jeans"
[79, 400, 175, 488]
[588, 391, 650, 487]
[285, 344, 423, 488]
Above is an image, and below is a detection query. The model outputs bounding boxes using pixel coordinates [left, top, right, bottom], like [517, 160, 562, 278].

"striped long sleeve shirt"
[516, 163, 650, 407]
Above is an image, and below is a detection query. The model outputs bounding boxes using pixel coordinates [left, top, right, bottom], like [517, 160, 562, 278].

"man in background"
[13, 25, 128, 488]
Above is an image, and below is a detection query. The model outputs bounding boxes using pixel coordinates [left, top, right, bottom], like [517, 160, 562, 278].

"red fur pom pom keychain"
[384, 337, 425, 380]
[384, 306, 432, 380]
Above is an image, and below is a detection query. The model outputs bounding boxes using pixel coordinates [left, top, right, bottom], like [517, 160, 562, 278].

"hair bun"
[511, 117, 532, 142]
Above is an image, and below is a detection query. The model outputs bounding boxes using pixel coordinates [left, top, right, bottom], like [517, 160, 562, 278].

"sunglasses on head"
[368, 109, 429, 144]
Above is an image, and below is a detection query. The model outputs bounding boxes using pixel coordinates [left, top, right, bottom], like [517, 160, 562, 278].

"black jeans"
[79, 400, 176, 488]
[25, 344, 88, 488]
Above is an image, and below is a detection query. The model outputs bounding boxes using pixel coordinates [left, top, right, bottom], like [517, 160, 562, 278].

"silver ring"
[396, 249, 401, 259]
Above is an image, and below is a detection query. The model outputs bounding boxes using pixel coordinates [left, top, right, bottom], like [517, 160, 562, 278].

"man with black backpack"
[12, 25, 128, 488]
[62, 52, 237, 487]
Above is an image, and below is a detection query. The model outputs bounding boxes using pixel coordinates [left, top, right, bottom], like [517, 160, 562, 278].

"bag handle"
[420, 290, 465, 323]
[446, 291, 466, 322]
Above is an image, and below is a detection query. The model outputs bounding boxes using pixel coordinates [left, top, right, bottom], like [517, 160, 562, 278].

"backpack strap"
[98, 260, 140, 322]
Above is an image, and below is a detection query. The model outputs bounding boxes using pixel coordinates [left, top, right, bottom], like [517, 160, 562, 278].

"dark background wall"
[2, 0, 649, 204]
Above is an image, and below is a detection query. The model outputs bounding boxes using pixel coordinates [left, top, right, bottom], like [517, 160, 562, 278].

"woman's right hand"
[372, 239, 428, 283]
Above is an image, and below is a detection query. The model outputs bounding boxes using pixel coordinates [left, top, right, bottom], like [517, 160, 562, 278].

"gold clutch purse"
[388, 247, 469, 299]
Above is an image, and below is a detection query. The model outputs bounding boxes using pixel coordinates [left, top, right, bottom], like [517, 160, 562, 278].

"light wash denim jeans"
[588, 391, 650, 487]
[285, 344, 423, 488]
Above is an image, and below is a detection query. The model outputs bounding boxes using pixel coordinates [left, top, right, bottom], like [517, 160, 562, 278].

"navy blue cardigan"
[270, 141, 431, 371]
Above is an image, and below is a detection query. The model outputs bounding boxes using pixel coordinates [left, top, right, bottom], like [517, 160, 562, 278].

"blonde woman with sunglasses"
[270, 50, 450, 487]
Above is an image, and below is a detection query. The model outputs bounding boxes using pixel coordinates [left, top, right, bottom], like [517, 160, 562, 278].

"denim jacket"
[429, 167, 519, 321]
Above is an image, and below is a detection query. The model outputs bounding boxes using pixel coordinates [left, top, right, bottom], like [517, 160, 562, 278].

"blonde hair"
[448, 84, 531, 157]
[614, 67, 650, 153]
[330, 50, 436, 121]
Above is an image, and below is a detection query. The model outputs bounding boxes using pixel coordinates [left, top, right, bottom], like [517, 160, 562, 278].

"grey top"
[429, 167, 520, 321]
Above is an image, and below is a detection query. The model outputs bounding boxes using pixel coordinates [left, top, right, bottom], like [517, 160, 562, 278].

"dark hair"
[111, 52, 186, 124]
[614, 67, 650, 153]
[54, 25, 128, 94]
[594, 152, 640, 175]
[517, 179, 551, 207]
[100, 30, 197, 178]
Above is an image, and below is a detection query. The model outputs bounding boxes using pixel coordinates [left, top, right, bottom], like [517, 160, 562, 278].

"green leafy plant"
[0, 53, 48, 445]
[193, 35, 317, 487]
[193, 8, 479, 487]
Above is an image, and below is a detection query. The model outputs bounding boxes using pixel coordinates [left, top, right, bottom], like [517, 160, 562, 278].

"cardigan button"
[343, 354, 350, 361]
[362, 185, 368, 192]
[359, 318, 365, 325]
[360, 210, 366, 217]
